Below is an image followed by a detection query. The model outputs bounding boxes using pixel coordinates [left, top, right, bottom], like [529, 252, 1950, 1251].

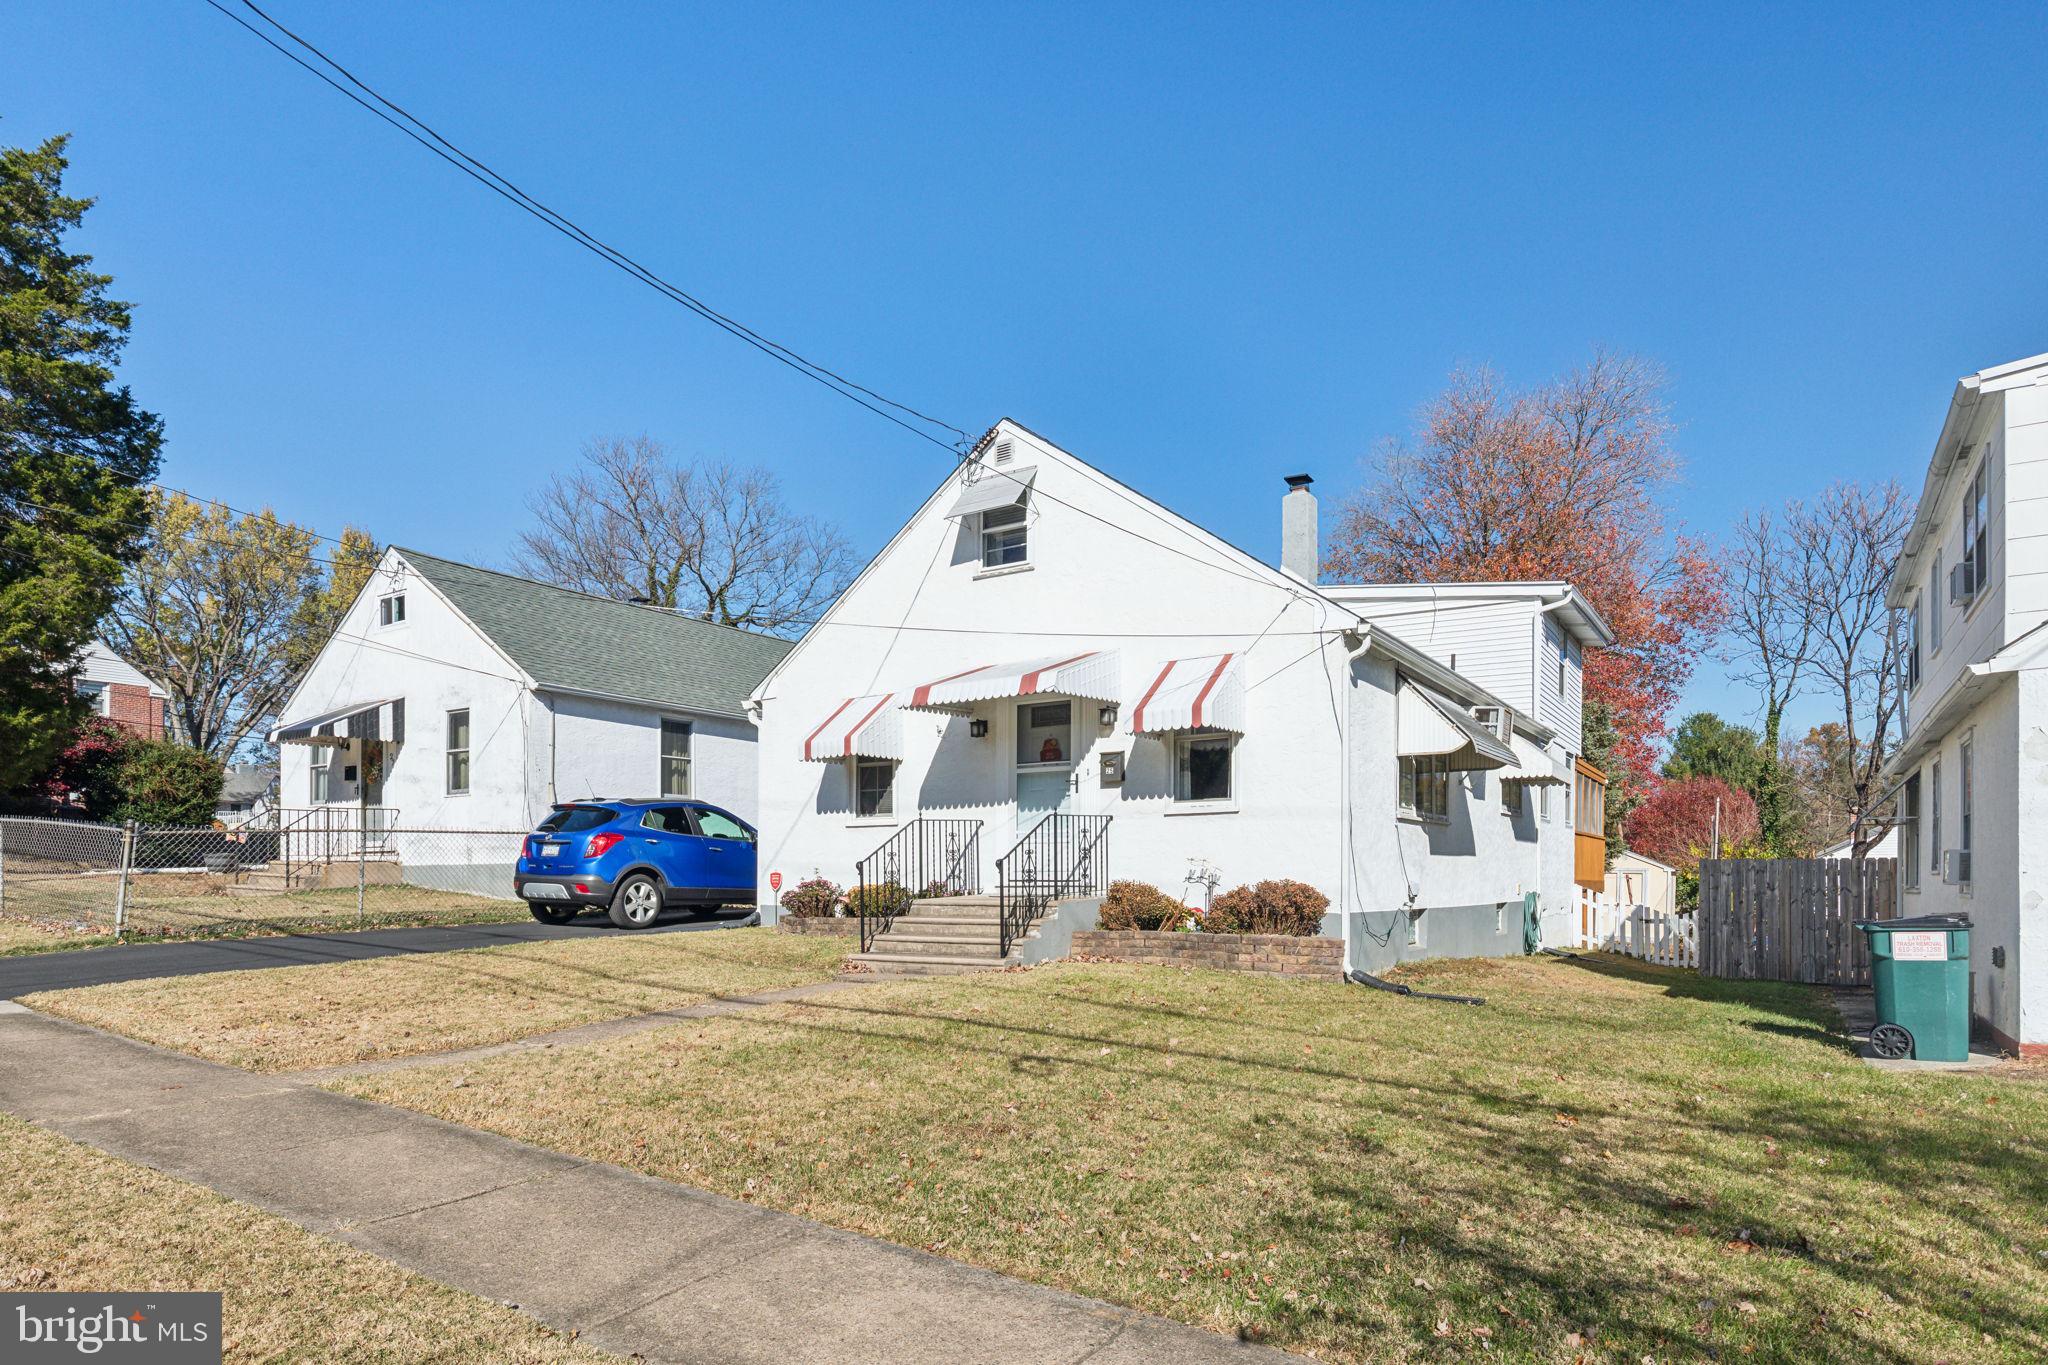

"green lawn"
[0, 1112, 616, 1362]
[333, 954, 2048, 1363]
[28, 926, 849, 1071]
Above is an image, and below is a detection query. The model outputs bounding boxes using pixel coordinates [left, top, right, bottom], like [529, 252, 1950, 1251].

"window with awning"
[1497, 733, 1567, 788]
[943, 465, 1036, 520]
[1130, 654, 1244, 734]
[274, 698, 405, 747]
[1395, 680, 1514, 771]
[904, 651, 1121, 715]
[802, 693, 903, 762]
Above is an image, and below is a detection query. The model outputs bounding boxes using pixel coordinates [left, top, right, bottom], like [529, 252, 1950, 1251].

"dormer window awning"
[802, 694, 902, 763]
[943, 465, 1036, 520]
[273, 698, 405, 747]
[904, 650, 1120, 715]
[1130, 653, 1245, 734]
[1396, 680, 1514, 771]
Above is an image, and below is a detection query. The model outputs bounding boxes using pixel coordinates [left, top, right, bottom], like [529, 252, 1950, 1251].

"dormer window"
[379, 594, 407, 626]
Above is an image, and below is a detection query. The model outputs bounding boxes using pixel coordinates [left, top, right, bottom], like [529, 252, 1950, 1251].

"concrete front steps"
[847, 896, 1043, 978]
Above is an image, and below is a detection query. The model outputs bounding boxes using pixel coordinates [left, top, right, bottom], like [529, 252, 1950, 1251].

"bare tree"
[1784, 481, 1913, 856]
[1724, 505, 1817, 850]
[514, 437, 854, 635]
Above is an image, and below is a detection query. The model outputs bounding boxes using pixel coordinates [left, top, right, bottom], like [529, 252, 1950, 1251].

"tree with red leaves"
[1624, 776, 1758, 874]
[1327, 352, 1725, 817]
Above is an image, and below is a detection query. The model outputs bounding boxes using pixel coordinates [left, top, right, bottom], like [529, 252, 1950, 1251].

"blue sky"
[7, 2, 2045, 743]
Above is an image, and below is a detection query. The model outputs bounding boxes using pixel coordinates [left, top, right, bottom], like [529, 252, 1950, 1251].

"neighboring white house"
[1883, 349, 2048, 1057]
[747, 419, 1613, 972]
[1818, 828, 1898, 862]
[272, 548, 792, 837]
[1606, 847, 1678, 917]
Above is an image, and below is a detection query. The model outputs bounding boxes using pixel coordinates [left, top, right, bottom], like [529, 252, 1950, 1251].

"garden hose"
[1344, 969, 1485, 1007]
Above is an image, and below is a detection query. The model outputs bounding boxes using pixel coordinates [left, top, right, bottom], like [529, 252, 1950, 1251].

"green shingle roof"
[396, 549, 792, 717]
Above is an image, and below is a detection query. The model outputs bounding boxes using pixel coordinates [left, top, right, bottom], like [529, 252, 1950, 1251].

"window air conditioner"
[1470, 705, 1512, 742]
[1949, 560, 1977, 606]
[1942, 849, 1971, 885]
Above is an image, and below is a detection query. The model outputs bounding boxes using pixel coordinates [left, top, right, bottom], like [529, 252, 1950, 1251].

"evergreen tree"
[1, 134, 163, 790]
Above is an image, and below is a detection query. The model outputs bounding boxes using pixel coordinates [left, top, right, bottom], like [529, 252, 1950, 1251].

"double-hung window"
[1958, 734, 1974, 885]
[310, 750, 331, 803]
[854, 758, 896, 818]
[979, 499, 1028, 568]
[1926, 555, 1943, 657]
[1501, 779, 1524, 818]
[1928, 759, 1943, 880]
[1905, 600, 1921, 691]
[1961, 462, 1989, 602]
[1175, 732, 1234, 803]
[660, 720, 692, 797]
[1399, 753, 1451, 821]
[1900, 773, 1921, 891]
[445, 709, 470, 794]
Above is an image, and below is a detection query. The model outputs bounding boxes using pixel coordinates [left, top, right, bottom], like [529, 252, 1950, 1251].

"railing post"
[356, 826, 367, 929]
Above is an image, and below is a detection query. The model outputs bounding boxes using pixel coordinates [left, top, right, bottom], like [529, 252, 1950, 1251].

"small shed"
[1607, 847, 1677, 915]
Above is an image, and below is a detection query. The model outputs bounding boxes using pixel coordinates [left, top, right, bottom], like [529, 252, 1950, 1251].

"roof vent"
[626, 595, 654, 606]
[993, 439, 1014, 465]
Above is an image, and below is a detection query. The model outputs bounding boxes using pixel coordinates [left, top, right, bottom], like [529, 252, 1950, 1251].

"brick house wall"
[102, 682, 165, 740]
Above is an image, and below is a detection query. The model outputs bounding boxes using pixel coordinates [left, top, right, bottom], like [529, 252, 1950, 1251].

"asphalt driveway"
[0, 910, 760, 998]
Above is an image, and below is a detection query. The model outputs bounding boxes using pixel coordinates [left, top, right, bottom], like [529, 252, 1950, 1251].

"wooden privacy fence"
[1697, 858, 1897, 985]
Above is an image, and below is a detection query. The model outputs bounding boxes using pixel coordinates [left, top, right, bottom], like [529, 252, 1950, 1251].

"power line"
[205, 0, 969, 454]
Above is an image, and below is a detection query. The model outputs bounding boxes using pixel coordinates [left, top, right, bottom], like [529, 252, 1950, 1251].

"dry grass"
[0, 915, 111, 956]
[27, 926, 848, 1072]
[0, 1112, 618, 1362]
[336, 955, 2048, 1363]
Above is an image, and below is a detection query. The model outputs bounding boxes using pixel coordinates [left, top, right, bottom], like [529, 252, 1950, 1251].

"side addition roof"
[396, 549, 793, 717]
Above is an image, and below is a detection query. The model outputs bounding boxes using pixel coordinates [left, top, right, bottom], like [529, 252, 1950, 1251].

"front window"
[445, 709, 470, 793]
[660, 719, 692, 797]
[980, 500, 1028, 568]
[855, 758, 896, 817]
[1175, 732, 1234, 803]
[379, 594, 406, 626]
[310, 751, 331, 803]
[1400, 753, 1451, 821]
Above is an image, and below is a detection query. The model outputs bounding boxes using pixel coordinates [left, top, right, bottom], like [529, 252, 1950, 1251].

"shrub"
[1204, 879, 1329, 936]
[778, 876, 841, 918]
[31, 717, 133, 819]
[842, 881, 913, 918]
[112, 740, 224, 826]
[1098, 880, 1185, 931]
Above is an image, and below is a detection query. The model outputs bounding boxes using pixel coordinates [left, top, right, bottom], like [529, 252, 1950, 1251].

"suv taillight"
[584, 832, 624, 858]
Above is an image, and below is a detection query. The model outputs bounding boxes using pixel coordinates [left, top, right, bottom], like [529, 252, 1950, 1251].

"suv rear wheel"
[528, 902, 577, 925]
[608, 873, 664, 930]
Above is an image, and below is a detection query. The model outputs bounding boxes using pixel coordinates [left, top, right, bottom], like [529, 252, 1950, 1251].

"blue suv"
[513, 799, 758, 929]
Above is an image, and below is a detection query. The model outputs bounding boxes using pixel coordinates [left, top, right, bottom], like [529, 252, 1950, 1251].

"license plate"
[540, 843, 565, 857]
[524, 883, 568, 900]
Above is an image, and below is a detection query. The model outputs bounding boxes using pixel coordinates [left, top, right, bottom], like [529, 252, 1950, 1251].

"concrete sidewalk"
[0, 1005, 1281, 1364]
[0, 909, 758, 999]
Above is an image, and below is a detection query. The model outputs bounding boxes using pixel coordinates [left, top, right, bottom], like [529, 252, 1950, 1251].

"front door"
[1014, 700, 1073, 833]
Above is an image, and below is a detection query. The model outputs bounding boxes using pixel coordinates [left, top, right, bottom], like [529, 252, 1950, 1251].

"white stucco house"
[747, 419, 1612, 972]
[1883, 349, 2048, 1057]
[272, 548, 791, 838]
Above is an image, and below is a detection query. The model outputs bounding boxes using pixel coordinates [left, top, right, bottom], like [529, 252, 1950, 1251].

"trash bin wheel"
[1871, 1022, 1913, 1060]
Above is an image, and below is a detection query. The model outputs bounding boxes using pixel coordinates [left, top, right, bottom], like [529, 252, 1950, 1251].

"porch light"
[1098, 703, 1119, 728]
[969, 718, 989, 738]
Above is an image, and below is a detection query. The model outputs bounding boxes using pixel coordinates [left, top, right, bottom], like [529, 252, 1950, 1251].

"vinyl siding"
[2004, 382, 2048, 640]
[1909, 396, 2007, 733]
[1337, 598, 1539, 713]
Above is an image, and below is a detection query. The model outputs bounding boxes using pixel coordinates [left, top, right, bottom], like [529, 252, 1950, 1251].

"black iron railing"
[856, 818, 982, 952]
[995, 813, 1111, 956]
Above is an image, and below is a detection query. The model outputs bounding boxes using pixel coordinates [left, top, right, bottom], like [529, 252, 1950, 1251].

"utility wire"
[205, 0, 969, 453]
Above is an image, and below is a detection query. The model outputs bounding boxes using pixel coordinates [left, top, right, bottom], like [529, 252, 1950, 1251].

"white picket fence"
[1572, 886, 1698, 968]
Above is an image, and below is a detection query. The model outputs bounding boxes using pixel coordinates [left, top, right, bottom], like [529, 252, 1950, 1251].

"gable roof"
[396, 549, 792, 717]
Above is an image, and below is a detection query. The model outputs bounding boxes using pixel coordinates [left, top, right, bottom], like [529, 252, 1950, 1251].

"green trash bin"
[1855, 914, 1971, 1061]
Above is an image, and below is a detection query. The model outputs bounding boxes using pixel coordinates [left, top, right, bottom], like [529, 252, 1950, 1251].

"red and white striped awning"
[1130, 654, 1245, 734]
[903, 651, 1121, 715]
[801, 693, 903, 762]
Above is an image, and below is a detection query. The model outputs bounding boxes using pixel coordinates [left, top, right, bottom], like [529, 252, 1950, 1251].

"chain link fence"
[0, 815, 533, 945]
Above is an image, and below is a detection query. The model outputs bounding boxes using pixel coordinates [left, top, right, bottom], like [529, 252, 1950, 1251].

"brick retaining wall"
[776, 915, 860, 937]
[1071, 929, 1342, 978]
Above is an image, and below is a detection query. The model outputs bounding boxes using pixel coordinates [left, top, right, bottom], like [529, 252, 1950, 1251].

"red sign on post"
[768, 871, 783, 892]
